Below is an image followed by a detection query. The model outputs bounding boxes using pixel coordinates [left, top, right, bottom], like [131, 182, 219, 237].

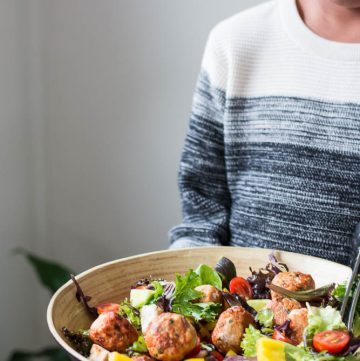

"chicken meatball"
[288, 308, 308, 345]
[266, 298, 302, 326]
[89, 311, 138, 352]
[211, 306, 255, 354]
[194, 285, 222, 303]
[144, 313, 197, 361]
[271, 272, 315, 302]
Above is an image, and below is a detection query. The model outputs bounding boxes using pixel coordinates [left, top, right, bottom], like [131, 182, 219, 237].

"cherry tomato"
[210, 351, 224, 361]
[272, 330, 296, 345]
[313, 330, 350, 354]
[96, 302, 120, 314]
[229, 277, 253, 300]
[186, 336, 201, 358]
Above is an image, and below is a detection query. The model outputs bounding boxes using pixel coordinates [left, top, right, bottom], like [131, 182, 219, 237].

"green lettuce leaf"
[333, 279, 360, 337]
[353, 313, 360, 339]
[285, 345, 346, 360]
[128, 335, 148, 353]
[173, 270, 202, 303]
[194, 264, 222, 289]
[172, 269, 221, 322]
[305, 305, 347, 343]
[241, 325, 265, 357]
[256, 308, 274, 328]
[150, 281, 164, 302]
[119, 299, 141, 330]
[172, 302, 221, 322]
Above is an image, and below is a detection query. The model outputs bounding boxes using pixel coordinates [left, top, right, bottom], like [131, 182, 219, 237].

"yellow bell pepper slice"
[109, 352, 133, 361]
[256, 337, 286, 361]
[225, 350, 237, 356]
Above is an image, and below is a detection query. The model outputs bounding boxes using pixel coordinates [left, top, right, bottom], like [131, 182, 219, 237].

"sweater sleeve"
[169, 29, 231, 249]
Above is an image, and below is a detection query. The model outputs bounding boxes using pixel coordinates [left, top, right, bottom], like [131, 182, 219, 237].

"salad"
[63, 254, 360, 361]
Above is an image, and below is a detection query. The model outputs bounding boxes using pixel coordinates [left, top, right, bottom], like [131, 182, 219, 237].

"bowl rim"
[47, 246, 352, 360]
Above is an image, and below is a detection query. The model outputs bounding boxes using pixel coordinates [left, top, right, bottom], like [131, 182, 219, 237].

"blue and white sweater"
[169, 0, 360, 265]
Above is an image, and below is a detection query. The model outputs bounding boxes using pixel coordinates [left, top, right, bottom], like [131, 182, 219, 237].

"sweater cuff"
[169, 238, 217, 249]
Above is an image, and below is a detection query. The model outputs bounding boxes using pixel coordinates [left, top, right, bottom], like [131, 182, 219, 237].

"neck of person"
[297, 0, 360, 43]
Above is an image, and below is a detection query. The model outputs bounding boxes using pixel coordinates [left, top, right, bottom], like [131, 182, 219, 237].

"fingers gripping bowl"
[47, 247, 353, 361]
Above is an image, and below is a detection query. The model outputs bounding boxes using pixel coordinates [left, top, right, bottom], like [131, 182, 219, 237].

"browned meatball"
[144, 313, 197, 361]
[194, 285, 222, 303]
[266, 298, 302, 326]
[132, 356, 156, 361]
[271, 272, 315, 302]
[211, 306, 255, 354]
[89, 311, 138, 352]
[288, 308, 308, 345]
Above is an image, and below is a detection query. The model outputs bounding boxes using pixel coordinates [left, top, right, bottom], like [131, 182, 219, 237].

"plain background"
[0, 0, 265, 358]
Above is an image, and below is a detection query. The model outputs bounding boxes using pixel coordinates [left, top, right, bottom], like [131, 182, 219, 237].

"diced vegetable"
[109, 352, 132, 361]
[313, 330, 350, 354]
[226, 350, 237, 357]
[140, 304, 163, 334]
[247, 299, 270, 312]
[256, 338, 286, 361]
[88, 344, 110, 361]
[130, 289, 155, 308]
[229, 277, 253, 300]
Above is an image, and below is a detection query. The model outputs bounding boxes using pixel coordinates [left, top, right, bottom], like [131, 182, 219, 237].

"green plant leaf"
[14, 248, 74, 294]
[7, 347, 71, 361]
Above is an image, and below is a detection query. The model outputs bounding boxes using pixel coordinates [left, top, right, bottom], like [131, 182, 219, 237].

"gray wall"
[0, 0, 265, 358]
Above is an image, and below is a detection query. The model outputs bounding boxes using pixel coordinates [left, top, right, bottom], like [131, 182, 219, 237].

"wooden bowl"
[47, 247, 351, 360]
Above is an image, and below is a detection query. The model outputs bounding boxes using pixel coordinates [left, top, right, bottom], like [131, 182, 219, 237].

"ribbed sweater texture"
[169, 0, 360, 265]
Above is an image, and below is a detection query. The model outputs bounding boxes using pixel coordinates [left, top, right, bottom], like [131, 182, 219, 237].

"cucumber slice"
[247, 299, 270, 312]
[130, 289, 155, 308]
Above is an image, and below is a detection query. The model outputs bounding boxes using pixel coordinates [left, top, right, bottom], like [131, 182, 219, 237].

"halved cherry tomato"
[229, 277, 253, 300]
[210, 351, 224, 361]
[96, 302, 120, 314]
[272, 330, 296, 345]
[313, 330, 350, 354]
[186, 336, 201, 358]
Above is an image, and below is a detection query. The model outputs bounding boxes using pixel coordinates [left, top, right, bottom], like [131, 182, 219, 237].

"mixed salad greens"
[63, 255, 360, 361]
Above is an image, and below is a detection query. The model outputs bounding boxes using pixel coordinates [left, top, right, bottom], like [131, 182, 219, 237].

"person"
[169, 0, 360, 266]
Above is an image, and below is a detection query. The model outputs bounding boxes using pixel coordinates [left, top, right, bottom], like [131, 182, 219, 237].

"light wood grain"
[47, 247, 351, 361]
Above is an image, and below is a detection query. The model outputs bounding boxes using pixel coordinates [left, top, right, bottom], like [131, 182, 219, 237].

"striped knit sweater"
[169, 0, 360, 265]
